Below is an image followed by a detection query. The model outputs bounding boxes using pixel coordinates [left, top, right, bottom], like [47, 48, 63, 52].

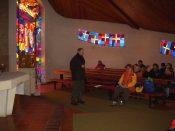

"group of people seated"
[111, 60, 174, 106]
[70, 48, 174, 106]
[94, 59, 174, 105]
[95, 59, 174, 80]
[133, 60, 174, 79]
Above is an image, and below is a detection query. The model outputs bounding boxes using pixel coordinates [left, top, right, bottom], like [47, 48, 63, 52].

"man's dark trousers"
[72, 80, 85, 101]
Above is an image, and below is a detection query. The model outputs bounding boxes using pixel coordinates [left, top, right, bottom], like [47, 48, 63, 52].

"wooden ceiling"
[48, 0, 175, 34]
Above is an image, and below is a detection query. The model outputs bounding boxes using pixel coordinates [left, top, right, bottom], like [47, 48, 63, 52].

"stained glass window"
[16, 0, 43, 82]
[78, 29, 125, 47]
[160, 40, 175, 57]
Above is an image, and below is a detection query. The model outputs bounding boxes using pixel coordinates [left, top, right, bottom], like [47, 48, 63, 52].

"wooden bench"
[50, 78, 72, 89]
[52, 68, 123, 96]
[52, 69, 170, 107]
[85, 68, 125, 99]
[85, 69, 124, 89]
[51, 70, 72, 89]
[130, 78, 170, 108]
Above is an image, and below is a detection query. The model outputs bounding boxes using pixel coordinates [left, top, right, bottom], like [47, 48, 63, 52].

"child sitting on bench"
[112, 64, 137, 105]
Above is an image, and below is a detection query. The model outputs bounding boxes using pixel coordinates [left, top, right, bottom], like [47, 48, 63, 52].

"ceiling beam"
[108, 0, 139, 29]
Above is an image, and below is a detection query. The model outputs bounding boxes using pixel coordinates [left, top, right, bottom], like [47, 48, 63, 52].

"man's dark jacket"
[70, 53, 85, 80]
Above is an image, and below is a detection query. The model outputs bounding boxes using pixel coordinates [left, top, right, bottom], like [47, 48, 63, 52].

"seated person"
[140, 65, 146, 76]
[143, 65, 152, 78]
[165, 63, 174, 77]
[95, 60, 106, 70]
[164, 66, 174, 79]
[112, 64, 137, 105]
[149, 63, 160, 78]
[133, 64, 142, 78]
[159, 63, 166, 78]
[138, 60, 145, 68]
[163, 63, 174, 97]
[133, 64, 141, 73]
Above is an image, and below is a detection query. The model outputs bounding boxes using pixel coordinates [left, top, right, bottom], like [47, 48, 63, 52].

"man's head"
[161, 63, 166, 68]
[166, 63, 172, 69]
[125, 64, 133, 73]
[77, 48, 84, 56]
[138, 60, 143, 65]
[98, 60, 102, 64]
[153, 63, 159, 70]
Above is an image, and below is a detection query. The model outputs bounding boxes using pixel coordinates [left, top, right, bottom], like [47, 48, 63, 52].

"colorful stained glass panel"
[160, 40, 175, 57]
[78, 29, 125, 47]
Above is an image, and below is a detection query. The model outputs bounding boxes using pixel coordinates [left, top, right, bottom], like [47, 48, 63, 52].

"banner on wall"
[78, 29, 125, 47]
[160, 40, 175, 57]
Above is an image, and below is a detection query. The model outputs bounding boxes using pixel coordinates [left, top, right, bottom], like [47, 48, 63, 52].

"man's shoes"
[78, 99, 85, 104]
[71, 101, 78, 106]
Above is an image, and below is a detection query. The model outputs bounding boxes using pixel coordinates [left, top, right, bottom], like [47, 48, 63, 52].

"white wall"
[42, 0, 175, 79]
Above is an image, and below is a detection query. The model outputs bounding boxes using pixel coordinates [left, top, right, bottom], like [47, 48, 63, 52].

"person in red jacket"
[95, 60, 106, 70]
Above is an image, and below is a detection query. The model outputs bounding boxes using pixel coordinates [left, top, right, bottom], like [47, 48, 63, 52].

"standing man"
[70, 48, 85, 105]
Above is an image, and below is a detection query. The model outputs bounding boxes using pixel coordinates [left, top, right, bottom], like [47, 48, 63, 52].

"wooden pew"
[85, 68, 124, 97]
[52, 69, 171, 108]
[52, 68, 124, 91]
[131, 78, 171, 108]
[86, 69, 124, 82]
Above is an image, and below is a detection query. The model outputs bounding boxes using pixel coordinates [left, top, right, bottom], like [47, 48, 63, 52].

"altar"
[0, 72, 29, 117]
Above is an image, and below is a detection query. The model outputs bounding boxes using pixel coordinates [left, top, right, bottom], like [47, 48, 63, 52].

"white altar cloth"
[0, 72, 29, 117]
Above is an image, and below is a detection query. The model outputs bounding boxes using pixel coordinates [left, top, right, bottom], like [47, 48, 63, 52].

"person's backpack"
[143, 77, 155, 93]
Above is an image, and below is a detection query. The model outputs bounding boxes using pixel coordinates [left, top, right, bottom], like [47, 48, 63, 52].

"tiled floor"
[38, 84, 81, 131]
[0, 83, 174, 131]
[62, 108, 81, 131]
[0, 83, 79, 131]
[0, 95, 64, 131]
